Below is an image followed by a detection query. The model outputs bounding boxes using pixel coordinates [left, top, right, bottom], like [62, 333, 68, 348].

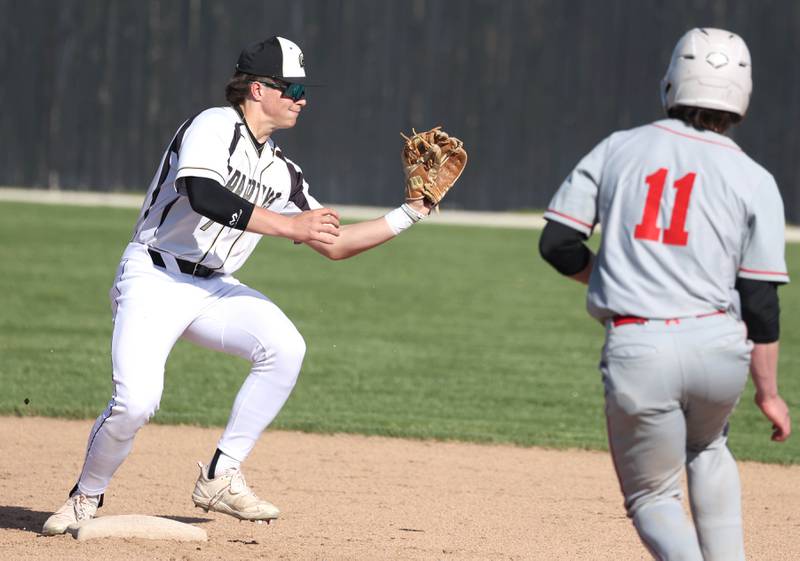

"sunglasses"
[256, 79, 306, 102]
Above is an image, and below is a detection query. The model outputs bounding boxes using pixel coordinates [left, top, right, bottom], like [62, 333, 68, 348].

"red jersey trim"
[739, 267, 789, 276]
[545, 209, 593, 229]
[650, 123, 743, 152]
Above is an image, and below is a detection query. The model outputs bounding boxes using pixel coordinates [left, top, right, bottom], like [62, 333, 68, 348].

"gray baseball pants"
[601, 313, 751, 561]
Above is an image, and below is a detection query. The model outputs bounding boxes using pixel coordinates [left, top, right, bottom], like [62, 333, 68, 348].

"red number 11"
[633, 167, 696, 246]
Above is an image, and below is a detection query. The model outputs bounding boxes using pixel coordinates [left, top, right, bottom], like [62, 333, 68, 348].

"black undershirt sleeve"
[539, 220, 592, 276]
[735, 278, 780, 343]
[182, 176, 255, 231]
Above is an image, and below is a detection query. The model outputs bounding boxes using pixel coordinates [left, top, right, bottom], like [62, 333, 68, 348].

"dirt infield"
[1, 417, 798, 560]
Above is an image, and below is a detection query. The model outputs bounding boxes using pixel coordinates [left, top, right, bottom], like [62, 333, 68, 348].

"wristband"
[384, 204, 426, 235]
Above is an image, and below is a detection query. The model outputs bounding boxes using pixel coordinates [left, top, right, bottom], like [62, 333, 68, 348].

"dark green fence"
[2, 0, 799, 220]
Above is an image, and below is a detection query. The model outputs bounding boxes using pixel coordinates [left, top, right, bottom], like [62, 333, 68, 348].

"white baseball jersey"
[544, 118, 790, 322]
[132, 106, 321, 275]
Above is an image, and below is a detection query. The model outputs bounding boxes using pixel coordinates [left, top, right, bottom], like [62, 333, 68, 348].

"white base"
[67, 514, 208, 542]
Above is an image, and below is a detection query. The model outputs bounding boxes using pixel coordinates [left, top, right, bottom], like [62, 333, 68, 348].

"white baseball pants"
[601, 313, 751, 561]
[76, 242, 306, 495]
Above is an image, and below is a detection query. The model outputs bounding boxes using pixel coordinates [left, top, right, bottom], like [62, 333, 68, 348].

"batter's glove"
[401, 126, 468, 207]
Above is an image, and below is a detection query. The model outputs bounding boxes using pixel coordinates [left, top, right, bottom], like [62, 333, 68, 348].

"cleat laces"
[73, 495, 96, 521]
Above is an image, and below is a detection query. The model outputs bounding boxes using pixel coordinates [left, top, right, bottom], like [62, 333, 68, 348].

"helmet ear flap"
[660, 79, 672, 112]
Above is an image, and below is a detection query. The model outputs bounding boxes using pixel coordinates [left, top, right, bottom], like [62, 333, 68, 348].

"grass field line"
[3, 186, 799, 241]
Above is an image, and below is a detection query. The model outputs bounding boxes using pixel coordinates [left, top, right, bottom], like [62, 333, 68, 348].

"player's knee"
[627, 487, 683, 519]
[250, 330, 306, 389]
[106, 394, 161, 440]
[282, 330, 307, 366]
[253, 329, 306, 368]
[283, 332, 307, 386]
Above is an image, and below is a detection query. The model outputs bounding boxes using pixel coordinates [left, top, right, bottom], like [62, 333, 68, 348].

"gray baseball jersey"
[132, 106, 322, 274]
[547, 117, 790, 560]
[544, 118, 790, 321]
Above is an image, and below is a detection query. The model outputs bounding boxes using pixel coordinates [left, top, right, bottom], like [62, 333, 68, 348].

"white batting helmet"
[661, 27, 752, 116]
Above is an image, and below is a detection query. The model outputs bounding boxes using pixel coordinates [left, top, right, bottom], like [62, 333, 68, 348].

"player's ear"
[249, 80, 272, 102]
[249, 81, 263, 100]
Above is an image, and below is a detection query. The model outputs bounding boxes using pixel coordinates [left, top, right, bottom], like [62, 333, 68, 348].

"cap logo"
[298, 52, 304, 68]
[706, 52, 729, 69]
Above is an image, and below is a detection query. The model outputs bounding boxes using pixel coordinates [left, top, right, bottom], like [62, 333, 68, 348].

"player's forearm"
[306, 217, 396, 260]
[244, 206, 296, 238]
[182, 177, 298, 239]
[750, 341, 791, 441]
[750, 341, 780, 399]
[306, 201, 430, 260]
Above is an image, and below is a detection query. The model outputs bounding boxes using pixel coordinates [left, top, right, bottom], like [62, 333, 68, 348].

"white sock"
[209, 449, 241, 478]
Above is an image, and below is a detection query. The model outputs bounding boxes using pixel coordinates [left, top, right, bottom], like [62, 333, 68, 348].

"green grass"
[1, 201, 798, 463]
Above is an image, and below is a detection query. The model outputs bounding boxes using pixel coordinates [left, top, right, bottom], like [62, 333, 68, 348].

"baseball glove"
[401, 127, 468, 207]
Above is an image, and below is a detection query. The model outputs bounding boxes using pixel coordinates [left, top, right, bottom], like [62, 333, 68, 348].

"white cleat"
[42, 494, 100, 536]
[191, 462, 279, 522]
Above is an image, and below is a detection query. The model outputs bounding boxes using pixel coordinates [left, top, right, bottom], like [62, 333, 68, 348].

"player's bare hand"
[406, 198, 433, 216]
[755, 393, 791, 442]
[290, 208, 340, 244]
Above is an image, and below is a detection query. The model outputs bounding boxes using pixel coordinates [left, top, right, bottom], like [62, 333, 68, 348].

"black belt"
[147, 248, 217, 278]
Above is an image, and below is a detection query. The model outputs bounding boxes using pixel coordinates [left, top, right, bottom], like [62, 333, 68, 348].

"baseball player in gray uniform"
[539, 28, 791, 560]
[42, 36, 431, 534]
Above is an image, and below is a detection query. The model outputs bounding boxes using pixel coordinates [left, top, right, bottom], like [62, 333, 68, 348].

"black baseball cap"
[235, 36, 311, 84]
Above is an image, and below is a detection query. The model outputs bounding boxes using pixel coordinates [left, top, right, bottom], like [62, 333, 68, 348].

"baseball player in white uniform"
[539, 28, 791, 560]
[42, 36, 431, 534]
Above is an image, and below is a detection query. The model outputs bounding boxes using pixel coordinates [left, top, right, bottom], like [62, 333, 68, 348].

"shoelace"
[209, 470, 254, 507]
[73, 495, 95, 521]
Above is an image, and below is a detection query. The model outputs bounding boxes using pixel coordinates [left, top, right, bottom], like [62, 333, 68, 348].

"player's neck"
[238, 103, 275, 144]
